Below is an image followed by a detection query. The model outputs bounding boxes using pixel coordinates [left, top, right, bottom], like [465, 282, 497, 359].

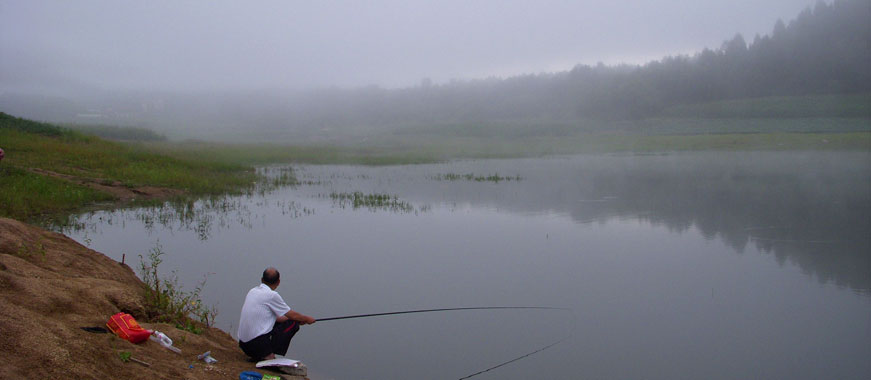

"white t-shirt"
[237, 283, 292, 342]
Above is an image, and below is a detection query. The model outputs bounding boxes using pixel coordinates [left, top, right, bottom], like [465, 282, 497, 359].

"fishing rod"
[317, 306, 571, 322]
[316, 306, 576, 379]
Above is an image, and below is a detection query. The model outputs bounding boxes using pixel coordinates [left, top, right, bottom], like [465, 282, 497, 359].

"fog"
[2, 0, 868, 143]
[1, 0, 816, 92]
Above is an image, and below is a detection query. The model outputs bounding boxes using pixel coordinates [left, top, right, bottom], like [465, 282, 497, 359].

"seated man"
[238, 267, 316, 360]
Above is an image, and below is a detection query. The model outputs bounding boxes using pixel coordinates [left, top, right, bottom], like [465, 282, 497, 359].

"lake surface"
[62, 152, 871, 380]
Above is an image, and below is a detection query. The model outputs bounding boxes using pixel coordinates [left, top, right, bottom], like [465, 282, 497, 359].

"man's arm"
[278, 310, 316, 325]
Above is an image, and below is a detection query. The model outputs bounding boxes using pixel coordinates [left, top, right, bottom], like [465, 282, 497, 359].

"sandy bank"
[0, 217, 307, 379]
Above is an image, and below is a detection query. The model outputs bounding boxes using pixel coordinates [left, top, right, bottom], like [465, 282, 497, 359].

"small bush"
[138, 243, 218, 331]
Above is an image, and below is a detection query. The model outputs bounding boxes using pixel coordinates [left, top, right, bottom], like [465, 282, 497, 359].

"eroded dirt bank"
[0, 217, 305, 379]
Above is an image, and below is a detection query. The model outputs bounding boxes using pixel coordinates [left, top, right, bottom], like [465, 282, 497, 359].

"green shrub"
[137, 243, 218, 331]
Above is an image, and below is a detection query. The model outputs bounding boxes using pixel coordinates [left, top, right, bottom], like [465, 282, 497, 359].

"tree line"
[251, 0, 871, 133]
[2, 0, 868, 138]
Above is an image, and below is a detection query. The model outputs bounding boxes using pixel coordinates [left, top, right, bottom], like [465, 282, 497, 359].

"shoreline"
[0, 217, 308, 379]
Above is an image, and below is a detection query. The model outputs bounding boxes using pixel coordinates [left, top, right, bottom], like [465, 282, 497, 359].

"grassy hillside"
[0, 113, 257, 221]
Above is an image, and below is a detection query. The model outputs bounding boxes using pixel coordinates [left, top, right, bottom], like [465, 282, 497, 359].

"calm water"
[63, 152, 871, 380]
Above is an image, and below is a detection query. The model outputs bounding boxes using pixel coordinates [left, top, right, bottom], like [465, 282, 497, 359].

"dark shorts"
[239, 320, 300, 360]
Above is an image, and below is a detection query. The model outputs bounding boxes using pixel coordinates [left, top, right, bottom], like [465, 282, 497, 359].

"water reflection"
[286, 152, 870, 293]
[403, 153, 869, 293]
[570, 153, 871, 293]
[59, 152, 870, 293]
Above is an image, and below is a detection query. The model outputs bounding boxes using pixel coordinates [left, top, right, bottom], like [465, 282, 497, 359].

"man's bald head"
[262, 267, 280, 286]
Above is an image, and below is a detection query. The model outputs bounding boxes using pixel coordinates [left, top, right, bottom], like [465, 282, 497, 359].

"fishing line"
[457, 334, 571, 380]
[458, 308, 577, 380]
[316, 306, 575, 379]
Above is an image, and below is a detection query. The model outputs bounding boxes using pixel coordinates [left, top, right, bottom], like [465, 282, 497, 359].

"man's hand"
[285, 310, 317, 325]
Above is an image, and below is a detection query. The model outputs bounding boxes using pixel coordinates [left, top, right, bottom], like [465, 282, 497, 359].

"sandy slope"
[0, 217, 306, 379]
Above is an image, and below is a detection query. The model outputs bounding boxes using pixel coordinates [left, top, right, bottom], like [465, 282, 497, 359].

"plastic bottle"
[197, 351, 218, 363]
[150, 331, 181, 354]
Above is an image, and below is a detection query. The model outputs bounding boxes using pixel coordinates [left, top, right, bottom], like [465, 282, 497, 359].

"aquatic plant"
[432, 172, 522, 183]
[329, 191, 415, 212]
[253, 166, 299, 196]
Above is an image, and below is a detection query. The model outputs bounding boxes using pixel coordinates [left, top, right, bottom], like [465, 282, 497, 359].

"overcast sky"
[0, 0, 818, 93]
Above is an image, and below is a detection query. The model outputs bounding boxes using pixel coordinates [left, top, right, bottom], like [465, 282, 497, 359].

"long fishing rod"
[317, 306, 571, 322]
[316, 306, 575, 379]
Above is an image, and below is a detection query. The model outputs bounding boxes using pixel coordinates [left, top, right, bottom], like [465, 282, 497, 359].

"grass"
[1, 113, 255, 192]
[0, 112, 261, 222]
[0, 165, 115, 219]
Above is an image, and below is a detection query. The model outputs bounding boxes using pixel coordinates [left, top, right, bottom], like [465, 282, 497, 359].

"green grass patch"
[0, 128, 254, 193]
[118, 351, 132, 363]
[0, 165, 114, 219]
[0, 113, 265, 221]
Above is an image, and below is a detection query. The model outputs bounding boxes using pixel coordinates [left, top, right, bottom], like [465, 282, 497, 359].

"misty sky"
[1, 0, 818, 93]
